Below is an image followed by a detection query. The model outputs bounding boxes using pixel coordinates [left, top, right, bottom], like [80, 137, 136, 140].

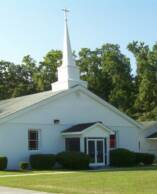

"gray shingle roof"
[147, 132, 157, 139]
[62, 122, 102, 133]
[0, 90, 62, 120]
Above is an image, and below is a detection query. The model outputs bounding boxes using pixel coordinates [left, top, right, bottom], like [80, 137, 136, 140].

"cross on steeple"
[51, 9, 87, 92]
[62, 8, 70, 21]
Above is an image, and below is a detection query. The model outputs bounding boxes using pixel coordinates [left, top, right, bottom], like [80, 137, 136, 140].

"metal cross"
[62, 8, 70, 21]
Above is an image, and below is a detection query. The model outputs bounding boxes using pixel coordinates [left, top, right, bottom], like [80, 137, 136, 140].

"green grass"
[0, 167, 157, 194]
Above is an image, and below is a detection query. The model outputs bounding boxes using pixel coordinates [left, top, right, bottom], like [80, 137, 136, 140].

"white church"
[0, 11, 156, 169]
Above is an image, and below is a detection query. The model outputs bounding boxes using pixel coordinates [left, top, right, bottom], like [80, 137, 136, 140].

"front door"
[87, 139, 105, 166]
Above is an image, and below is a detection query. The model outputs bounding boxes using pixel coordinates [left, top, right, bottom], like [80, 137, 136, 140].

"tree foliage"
[128, 41, 157, 120]
[78, 44, 134, 113]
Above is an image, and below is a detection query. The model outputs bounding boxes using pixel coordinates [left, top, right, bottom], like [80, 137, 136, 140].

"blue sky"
[0, 0, 156, 73]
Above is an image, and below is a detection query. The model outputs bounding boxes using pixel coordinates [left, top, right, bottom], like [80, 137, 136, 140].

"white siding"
[0, 89, 140, 169]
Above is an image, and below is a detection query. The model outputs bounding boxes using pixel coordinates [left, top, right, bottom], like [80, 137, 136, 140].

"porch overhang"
[61, 122, 112, 166]
[61, 122, 114, 136]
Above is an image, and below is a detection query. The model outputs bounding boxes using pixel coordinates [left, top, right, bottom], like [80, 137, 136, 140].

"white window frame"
[86, 138, 105, 166]
[28, 129, 41, 151]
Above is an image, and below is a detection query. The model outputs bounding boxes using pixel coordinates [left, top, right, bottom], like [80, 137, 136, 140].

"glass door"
[87, 139, 105, 166]
[96, 140, 104, 164]
[87, 140, 95, 164]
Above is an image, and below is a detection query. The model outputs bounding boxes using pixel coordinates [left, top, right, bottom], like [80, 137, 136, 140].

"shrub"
[57, 151, 90, 170]
[135, 152, 145, 165]
[29, 154, 56, 170]
[135, 152, 155, 165]
[19, 162, 29, 170]
[0, 156, 7, 170]
[143, 153, 155, 165]
[110, 148, 136, 167]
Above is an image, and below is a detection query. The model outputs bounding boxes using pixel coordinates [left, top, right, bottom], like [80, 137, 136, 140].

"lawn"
[0, 167, 157, 194]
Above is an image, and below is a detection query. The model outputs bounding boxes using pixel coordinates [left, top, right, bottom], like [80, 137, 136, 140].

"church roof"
[147, 132, 157, 139]
[62, 122, 100, 133]
[0, 85, 142, 129]
[61, 121, 113, 135]
[0, 90, 62, 120]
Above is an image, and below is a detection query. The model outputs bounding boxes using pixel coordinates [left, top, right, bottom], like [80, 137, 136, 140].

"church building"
[0, 11, 144, 169]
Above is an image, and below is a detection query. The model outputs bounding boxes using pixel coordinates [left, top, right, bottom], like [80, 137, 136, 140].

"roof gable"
[77, 86, 142, 129]
[0, 85, 142, 129]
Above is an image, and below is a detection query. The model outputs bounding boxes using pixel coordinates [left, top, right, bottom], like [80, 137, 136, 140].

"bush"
[19, 162, 29, 170]
[29, 154, 56, 170]
[135, 152, 145, 165]
[57, 151, 90, 170]
[135, 152, 155, 165]
[143, 153, 155, 165]
[110, 148, 136, 167]
[0, 156, 7, 170]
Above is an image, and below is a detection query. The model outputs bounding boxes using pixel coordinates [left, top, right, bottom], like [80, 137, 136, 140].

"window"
[54, 119, 60, 125]
[110, 134, 116, 149]
[65, 138, 80, 152]
[28, 130, 39, 150]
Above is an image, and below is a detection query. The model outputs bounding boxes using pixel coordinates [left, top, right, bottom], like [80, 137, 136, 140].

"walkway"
[0, 186, 50, 194]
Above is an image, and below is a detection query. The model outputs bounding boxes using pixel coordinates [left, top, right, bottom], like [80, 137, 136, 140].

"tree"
[0, 61, 14, 100]
[78, 44, 134, 114]
[128, 41, 157, 120]
[39, 50, 62, 90]
[101, 44, 134, 113]
[78, 48, 110, 100]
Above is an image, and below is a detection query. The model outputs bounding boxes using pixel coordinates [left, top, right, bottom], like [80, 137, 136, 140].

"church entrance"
[87, 138, 106, 166]
[62, 122, 113, 167]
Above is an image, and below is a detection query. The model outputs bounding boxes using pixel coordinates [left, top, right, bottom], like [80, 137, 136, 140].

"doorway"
[87, 138, 105, 166]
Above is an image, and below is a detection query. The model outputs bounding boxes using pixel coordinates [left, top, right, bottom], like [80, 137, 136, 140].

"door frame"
[86, 138, 106, 166]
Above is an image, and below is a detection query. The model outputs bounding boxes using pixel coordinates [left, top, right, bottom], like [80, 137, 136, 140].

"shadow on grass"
[2, 166, 157, 174]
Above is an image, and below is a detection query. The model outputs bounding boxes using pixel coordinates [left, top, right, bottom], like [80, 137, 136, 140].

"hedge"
[19, 162, 29, 170]
[135, 152, 155, 165]
[110, 148, 136, 167]
[0, 156, 7, 170]
[57, 151, 90, 170]
[110, 148, 155, 167]
[29, 154, 56, 170]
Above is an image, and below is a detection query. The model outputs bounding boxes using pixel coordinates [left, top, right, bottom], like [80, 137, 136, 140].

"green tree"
[78, 48, 110, 100]
[128, 41, 157, 120]
[0, 61, 14, 100]
[78, 44, 134, 114]
[39, 50, 62, 90]
[101, 44, 134, 113]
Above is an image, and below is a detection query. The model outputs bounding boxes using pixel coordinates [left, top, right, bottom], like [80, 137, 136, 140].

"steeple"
[62, 9, 76, 67]
[51, 9, 87, 92]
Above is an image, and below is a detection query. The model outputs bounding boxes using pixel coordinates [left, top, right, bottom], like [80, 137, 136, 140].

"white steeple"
[62, 9, 76, 67]
[51, 9, 87, 92]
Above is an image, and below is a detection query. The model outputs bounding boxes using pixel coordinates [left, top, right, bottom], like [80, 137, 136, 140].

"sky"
[0, 0, 156, 74]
